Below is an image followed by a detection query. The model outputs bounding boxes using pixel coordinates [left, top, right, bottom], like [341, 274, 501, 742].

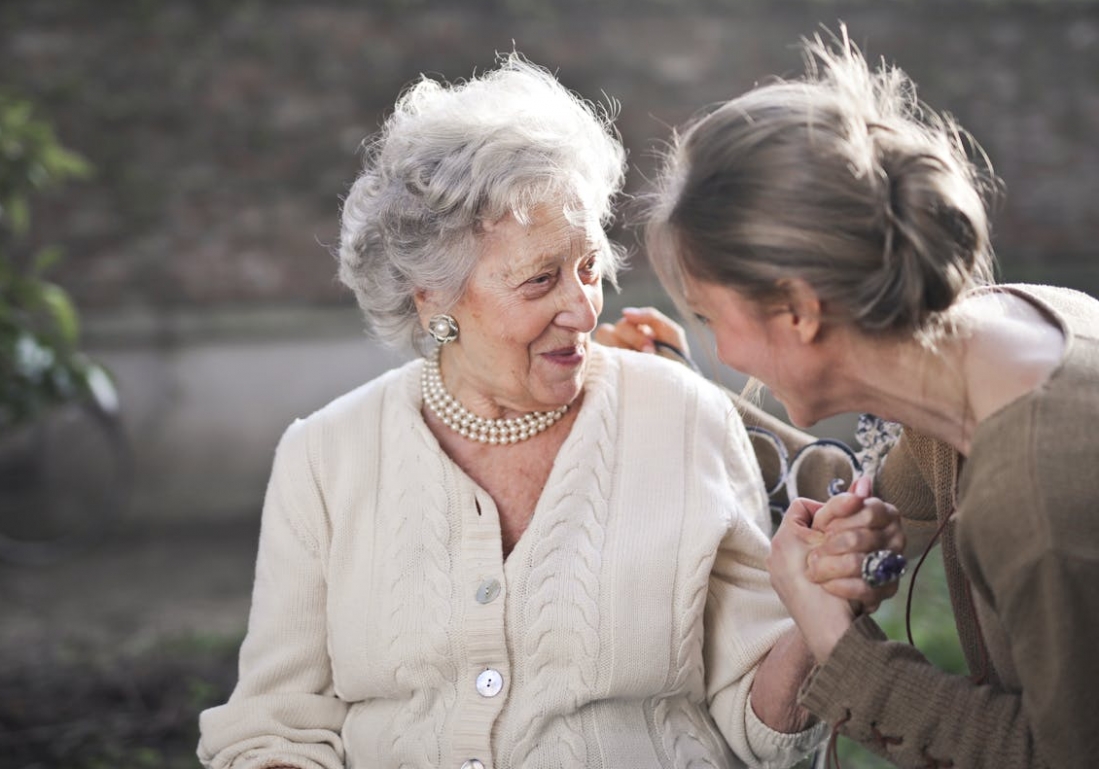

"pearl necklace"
[421, 350, 568, 444]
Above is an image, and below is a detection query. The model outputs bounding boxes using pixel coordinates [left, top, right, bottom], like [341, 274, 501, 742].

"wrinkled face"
[427, 201, 607, 415]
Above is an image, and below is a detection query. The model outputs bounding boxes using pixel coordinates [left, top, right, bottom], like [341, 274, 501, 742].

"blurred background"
[1, 0, 1095, 766]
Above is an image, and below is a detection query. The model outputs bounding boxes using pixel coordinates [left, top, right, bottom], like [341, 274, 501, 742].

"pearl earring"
[428, 314, 459, 345]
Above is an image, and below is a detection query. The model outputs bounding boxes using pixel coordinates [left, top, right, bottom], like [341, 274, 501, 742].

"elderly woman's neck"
[433, 348, 505, 419]
[437, 346, 579, 421]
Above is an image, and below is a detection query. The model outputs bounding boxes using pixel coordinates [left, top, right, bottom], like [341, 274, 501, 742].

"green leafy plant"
[0, 91, 114, 428]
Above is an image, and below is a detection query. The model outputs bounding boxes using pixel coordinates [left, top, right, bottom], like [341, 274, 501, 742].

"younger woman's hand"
[805, 476, 906, 612]
[595, 307, 690, 356]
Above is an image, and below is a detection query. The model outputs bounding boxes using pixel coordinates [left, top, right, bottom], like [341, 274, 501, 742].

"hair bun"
[645, 29, 998, 341]
[859, 142, 989, 332]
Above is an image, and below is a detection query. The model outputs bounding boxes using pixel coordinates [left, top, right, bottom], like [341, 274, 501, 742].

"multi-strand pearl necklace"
[421, 349, 568, 444]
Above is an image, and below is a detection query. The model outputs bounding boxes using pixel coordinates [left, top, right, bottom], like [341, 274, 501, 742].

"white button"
[461, 760, 485, 769]
[475, 578, 501, 604]
[475, 668, 503, 697]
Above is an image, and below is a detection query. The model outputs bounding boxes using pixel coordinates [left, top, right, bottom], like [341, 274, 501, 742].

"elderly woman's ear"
[413, 288, 438, 329]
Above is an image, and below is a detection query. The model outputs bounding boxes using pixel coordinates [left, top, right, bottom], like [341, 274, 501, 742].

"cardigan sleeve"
[198, 419, 348, 769]
[798, 615, 1051, 769]
[703, 408, 828, 769]
[874, 429, 953, 557]
[799, 426, 1059, 769]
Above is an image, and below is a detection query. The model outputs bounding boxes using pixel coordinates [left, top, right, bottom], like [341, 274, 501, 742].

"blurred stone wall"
[5, 0, 1099, 309]
[2, 0, 1097, 521]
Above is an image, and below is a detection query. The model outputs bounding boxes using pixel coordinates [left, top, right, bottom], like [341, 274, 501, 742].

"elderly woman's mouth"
[541, 345, 586, 366]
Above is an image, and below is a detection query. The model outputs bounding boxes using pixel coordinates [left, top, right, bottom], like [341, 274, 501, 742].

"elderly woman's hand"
[805, 476, 906, 613]
[595, 306, 690, 357]
[767, 497, 858, 663]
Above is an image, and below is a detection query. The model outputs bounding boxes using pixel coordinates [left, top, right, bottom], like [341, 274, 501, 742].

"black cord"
[652, 339, 700, 372]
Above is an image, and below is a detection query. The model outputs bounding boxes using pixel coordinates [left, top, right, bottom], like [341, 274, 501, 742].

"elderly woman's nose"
[556, 278, 600, 331]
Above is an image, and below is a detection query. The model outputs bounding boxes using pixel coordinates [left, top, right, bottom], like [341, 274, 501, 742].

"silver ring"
[861, 549, 907, 588]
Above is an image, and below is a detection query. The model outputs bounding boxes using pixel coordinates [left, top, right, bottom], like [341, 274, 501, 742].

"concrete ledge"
[85, 306, 410, 524]
[82, 304, 369, 348]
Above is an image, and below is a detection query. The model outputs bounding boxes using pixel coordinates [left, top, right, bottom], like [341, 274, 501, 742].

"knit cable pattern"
[508, 353, 615, 768]
[385, 386, 459, 767]
[652, 389, 723, 768]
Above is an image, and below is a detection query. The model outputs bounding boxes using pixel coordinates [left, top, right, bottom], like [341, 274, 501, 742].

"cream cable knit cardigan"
[198, 346, 825, 769]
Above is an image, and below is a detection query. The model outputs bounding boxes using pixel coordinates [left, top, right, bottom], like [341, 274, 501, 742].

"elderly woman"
[196, 55, 902, 769]
[638, 29, 1099, 769]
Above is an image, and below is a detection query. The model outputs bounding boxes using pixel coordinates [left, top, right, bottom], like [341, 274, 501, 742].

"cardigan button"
[475, 668, 503, 697]
[461, 760, 485, 769]
[475, 578, 501, 604]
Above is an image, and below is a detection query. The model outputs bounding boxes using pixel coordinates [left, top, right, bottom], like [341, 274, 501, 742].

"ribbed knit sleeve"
[798, 615, 1046, 769]
[704, 404, 827, 769]
[875, 430, 955, 557]
[198, 419, 348, 769]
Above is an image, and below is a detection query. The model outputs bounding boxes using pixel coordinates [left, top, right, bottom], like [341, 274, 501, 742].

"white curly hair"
[337, 53, 628, 352]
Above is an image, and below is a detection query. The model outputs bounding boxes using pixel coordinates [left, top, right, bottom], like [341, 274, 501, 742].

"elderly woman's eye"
[526, 271, 555, 287]
[580, 255, 600, 279]
[693, 312, 710, 326]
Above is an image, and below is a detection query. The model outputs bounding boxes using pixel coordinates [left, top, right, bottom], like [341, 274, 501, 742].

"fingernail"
[623, 306, 640, 314]
[853, 475, 872, 497]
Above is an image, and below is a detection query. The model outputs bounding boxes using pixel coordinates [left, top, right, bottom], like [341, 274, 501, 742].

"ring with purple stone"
[861, 549, 907, 588]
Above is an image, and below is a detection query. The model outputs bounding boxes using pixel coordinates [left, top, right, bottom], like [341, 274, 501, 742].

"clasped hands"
[769, 477, 904, 663]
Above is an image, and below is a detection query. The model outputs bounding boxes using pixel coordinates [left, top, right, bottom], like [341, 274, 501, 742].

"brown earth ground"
[0, 520, 259, 768]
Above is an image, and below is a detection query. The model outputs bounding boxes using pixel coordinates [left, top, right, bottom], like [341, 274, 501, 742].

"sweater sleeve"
[798, 615, 1049, 769]
[704, 408, 828, 769]
[197, 419, 348, 769]
[799, 425, 1058, 769]
[874, 429, 952, 557]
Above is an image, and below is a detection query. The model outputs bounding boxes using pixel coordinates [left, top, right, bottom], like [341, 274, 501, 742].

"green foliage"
[0, 91, 115, 428]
